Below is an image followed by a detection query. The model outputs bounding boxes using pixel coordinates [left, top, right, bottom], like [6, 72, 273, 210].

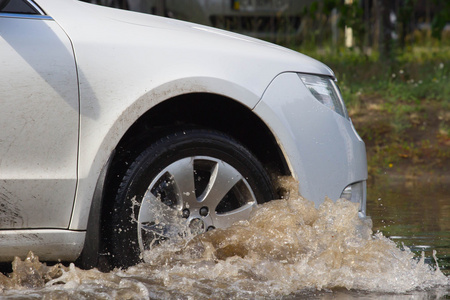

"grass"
[292, 44, 450, 180]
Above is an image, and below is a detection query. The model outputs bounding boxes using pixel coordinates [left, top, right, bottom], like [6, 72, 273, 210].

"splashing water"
[0, 177, 448, 298]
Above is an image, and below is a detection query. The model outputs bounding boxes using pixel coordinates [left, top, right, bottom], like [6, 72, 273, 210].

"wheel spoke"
[139, 192, 159, 224]
[199, 161, 242, 208]
[140, 222, 166, 237]
[165, 157, 198, 205]
[139, 221, 183, 251]
[211, 203, 256, 228]
[139, 192, 181, 225]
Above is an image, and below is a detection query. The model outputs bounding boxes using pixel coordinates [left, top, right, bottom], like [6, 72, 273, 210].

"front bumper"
[254, 72, 368, 217]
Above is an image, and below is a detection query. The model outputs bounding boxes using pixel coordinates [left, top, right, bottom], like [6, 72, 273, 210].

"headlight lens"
[298, 74, 348, 119]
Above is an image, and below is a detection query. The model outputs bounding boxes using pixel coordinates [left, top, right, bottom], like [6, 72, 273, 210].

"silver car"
[0, 0, 367, 269]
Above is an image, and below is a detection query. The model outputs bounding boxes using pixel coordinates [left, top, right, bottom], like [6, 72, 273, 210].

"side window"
[0, 0, 40, 14]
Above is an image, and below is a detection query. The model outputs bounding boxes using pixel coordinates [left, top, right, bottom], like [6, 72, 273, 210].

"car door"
[0, 0, 79, 228]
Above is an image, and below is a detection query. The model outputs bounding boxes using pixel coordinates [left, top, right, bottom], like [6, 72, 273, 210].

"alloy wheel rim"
[137, 156, 257, 252]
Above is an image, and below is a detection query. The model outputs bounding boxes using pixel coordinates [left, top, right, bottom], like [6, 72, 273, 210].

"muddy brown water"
[0, 176, 448, 299]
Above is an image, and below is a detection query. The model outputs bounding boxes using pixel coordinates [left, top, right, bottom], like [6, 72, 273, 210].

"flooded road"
[0, 177, 448, 299]
[368, 177, 450, 278]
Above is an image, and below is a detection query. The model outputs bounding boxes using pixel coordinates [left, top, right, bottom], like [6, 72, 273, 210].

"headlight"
[298, 74, 348, 119]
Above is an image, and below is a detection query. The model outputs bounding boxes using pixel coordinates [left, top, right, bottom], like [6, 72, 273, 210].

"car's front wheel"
[107, 129, 274, 268]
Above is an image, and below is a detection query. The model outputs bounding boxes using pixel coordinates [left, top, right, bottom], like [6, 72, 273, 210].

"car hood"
[34, 0, 334, 102]
[84, 4, 332, 74]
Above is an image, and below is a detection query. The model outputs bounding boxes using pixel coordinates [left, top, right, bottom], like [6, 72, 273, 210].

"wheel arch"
[120, 93, 288, 173]
[77, 92, 291, 269]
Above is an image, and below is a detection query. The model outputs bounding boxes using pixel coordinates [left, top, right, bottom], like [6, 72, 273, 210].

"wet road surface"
[0, 177, 448, 299]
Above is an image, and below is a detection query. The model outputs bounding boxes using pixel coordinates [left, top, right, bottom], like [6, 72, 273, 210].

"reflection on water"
[0, 177, 448, 299]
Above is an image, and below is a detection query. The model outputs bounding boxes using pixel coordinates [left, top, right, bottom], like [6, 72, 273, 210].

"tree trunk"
[379, 0, 395, 60]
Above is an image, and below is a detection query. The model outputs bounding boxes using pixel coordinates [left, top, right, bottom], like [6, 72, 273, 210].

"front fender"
[69, 77, 261, 230]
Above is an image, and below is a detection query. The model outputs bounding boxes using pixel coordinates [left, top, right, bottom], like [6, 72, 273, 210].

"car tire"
[107, 128, 274, 268]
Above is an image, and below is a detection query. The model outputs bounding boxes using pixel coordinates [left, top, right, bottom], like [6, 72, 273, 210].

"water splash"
[0, 177, 448, 298]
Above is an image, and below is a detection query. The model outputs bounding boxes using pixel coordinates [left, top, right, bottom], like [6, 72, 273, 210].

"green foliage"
[298, 0, 450, 57]
[302, 0, 365, 47]
[431, 0, 450, 40]
[337, 1, 365, 37]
